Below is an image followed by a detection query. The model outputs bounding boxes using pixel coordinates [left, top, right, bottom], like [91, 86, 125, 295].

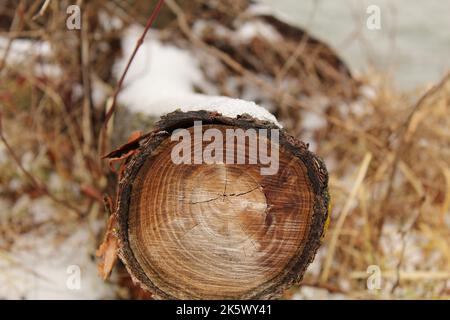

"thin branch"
[321, 152, 373, 283]
[104, 0, 166, 126]
[32, 0, 51, 21]
[100, 0, 165, 156]
[376, 71, 450, 239]
[0, 112, 84, 216]
[0, 0, 25, 73]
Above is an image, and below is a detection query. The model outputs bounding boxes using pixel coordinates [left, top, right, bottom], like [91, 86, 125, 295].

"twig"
[390, 207, 422, 293]
[0, 112, 84, 216]
[376, 71, 450, 239]
[100, 0, 165, 156]
[349, 270, 450, 281]
[104, 0, 166, 126]
[32, 0, 51, 21]
[0, 0, 25, 73]
[80, 2, 94, 158]
[320, 152, 373, 283]
[275, 32, 309, 85]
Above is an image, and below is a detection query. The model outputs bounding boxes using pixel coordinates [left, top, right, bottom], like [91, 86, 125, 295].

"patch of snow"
[235, 21, 282, 43]
[293, 286, 347, 300]
[303, 247, 325, 277]
[0, 37, 52, 59]
[114, 25, 281, 127]
[360, 85, 377, 100]
[98, 10, 123, 32]
[91, 78, 108, 108]
[21, 151, 35, 172]
[114, 25, 204, 114]
[0, 190, 114, 299]
[29, 197, 56, 224]
[72, 81, 106, 108]
[166, 94, 281, 127]
[302, 111, 327, 131]
[71, 83, 84, 102]
[348, 100, 367, 117]
[193, 18, 281, 44]
[0, 37, 60, 78]
[0, 222, 115, 299]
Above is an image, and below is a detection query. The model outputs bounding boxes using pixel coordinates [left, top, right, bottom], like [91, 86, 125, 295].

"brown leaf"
[96, 214, 119, 280]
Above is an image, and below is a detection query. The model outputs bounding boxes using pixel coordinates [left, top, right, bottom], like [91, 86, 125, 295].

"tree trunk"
[104, 110, 329, 299]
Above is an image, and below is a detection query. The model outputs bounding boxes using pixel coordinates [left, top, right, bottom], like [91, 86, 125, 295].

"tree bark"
[103, 110, 329, 299]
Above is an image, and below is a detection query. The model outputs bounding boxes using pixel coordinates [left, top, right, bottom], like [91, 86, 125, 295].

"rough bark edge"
[113, 110, 330, 300]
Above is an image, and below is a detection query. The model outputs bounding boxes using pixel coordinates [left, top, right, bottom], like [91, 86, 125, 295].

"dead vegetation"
[0, 0, 448, 299]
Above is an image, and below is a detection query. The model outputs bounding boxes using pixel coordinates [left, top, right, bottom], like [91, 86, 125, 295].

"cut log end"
[113, 111, 329, 299]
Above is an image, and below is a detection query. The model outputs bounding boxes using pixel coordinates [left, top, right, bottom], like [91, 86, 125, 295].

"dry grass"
[0, 0, 448, 299]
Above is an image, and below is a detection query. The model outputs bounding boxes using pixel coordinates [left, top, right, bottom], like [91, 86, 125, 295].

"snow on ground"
[113, 25, 281, 127]
[113, 25, 204, 116]
[0, 229, 115, 299]
[0, 196, 116, 299]
[0, 37, 61, 78]
[0, 37, 52, 60]
[0, 150, 115, 299]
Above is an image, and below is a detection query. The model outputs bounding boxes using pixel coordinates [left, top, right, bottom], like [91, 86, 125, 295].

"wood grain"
[114, 111, 329, 299]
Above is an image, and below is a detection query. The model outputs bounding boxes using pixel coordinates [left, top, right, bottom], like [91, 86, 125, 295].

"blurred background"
[0, 0, 449, 299]
[262, 0, 450, 90]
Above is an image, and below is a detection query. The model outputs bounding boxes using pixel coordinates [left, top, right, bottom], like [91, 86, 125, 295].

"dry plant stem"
[8, 65, 89, 179]
[390, 209, 422, 293]
[350, 270, 450, 281]
[276, 33, 309, 85]
[320, 152, 372, 283]
[32, 0, 51, 21]
[98, 0, 165, 161]
[100, 0, 165, 156]
[376, 71, 450, 239]
[0, 113, 84, 216]
[111, 111, 330, 299]
[0, 0, 25, 73]
[80, 2, 94, 158]
[0, 250, 53, 283]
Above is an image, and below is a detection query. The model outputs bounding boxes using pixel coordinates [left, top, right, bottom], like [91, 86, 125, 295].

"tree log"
[108, 110, 329, 299]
